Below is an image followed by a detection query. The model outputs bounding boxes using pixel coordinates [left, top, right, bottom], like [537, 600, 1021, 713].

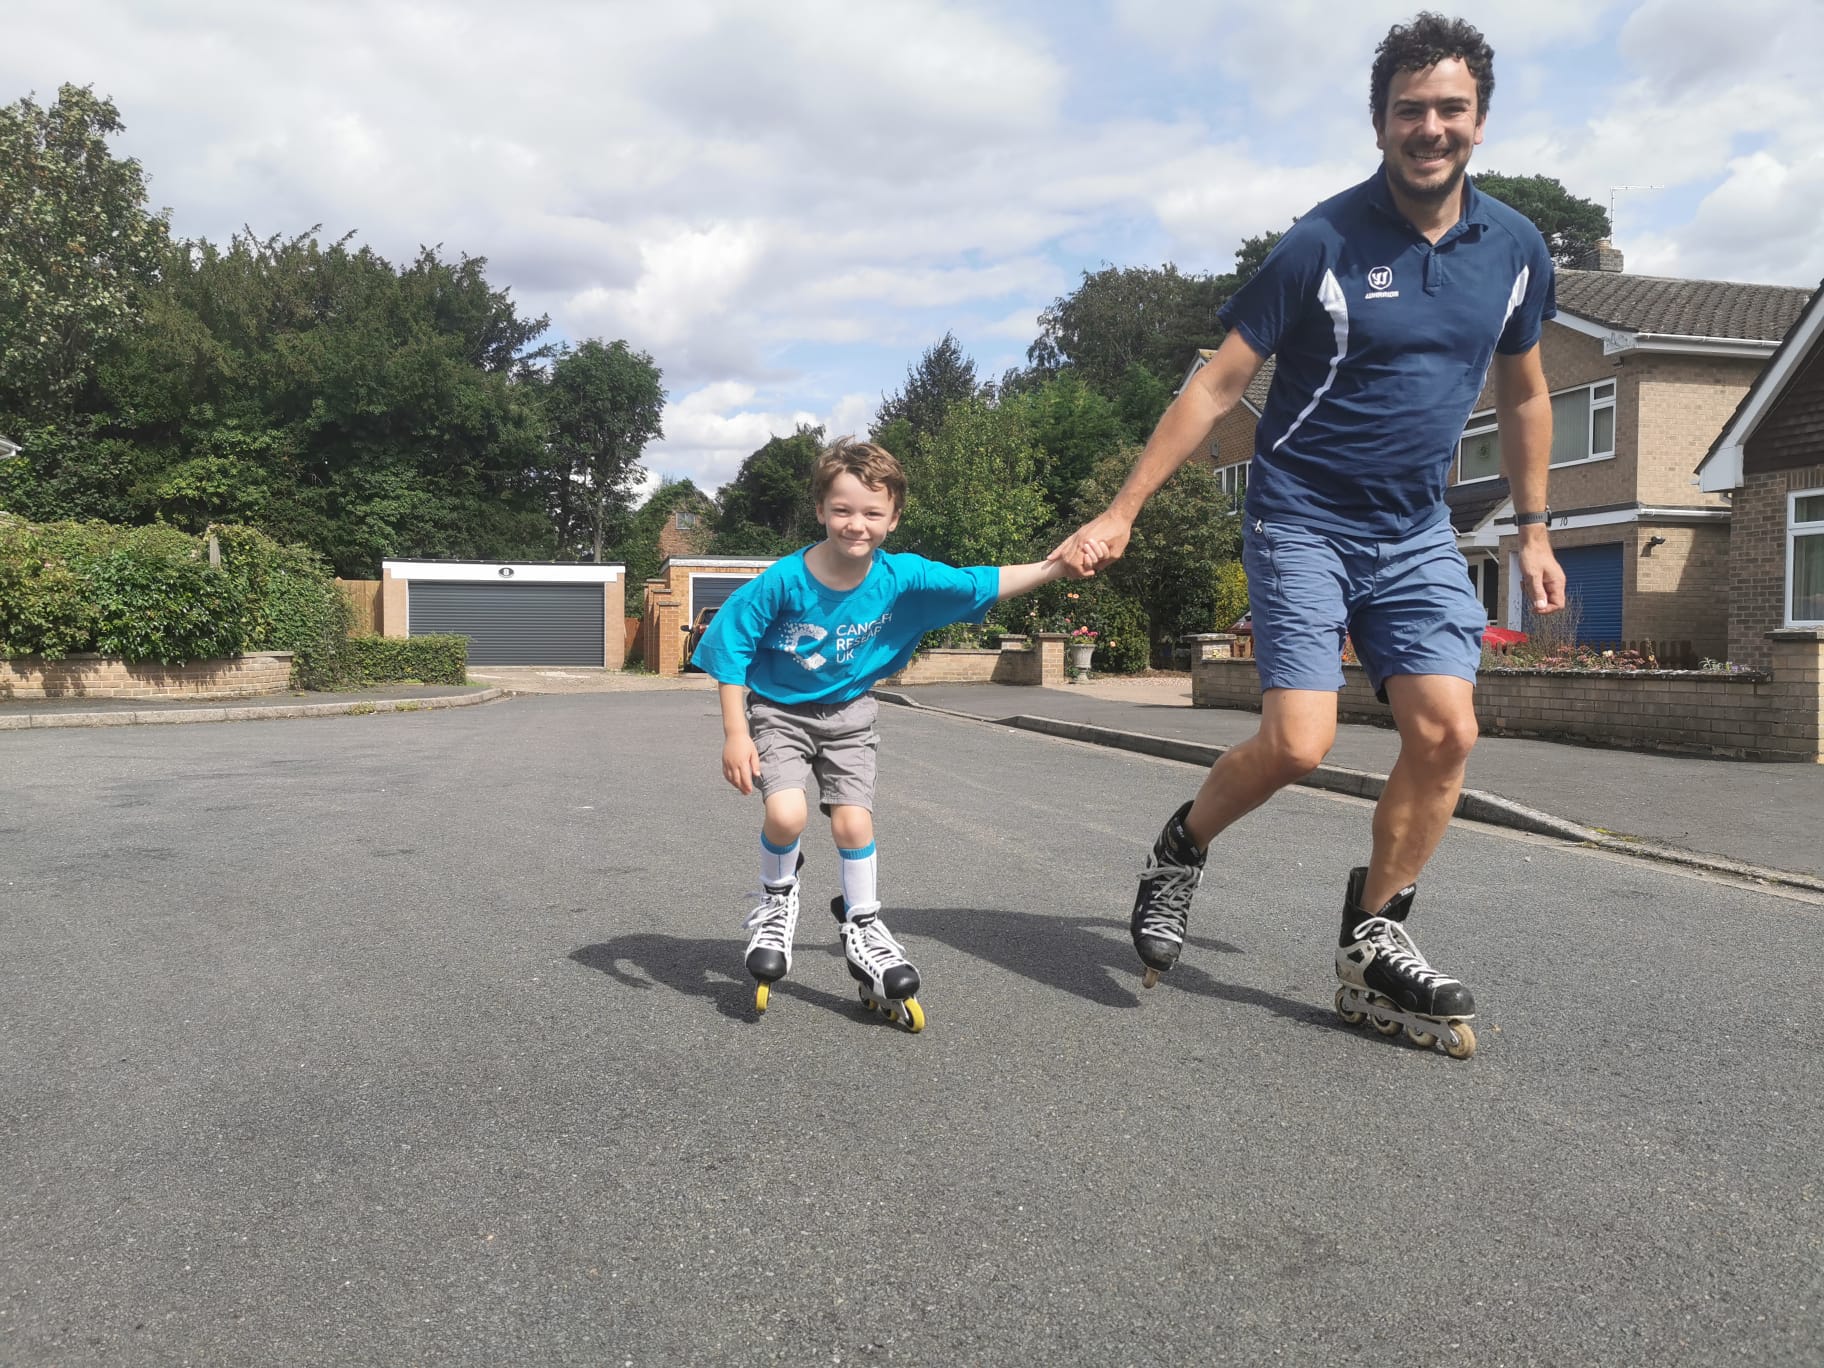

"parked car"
[1482, 625, 1528, 652]
[682, 606, 719, 669]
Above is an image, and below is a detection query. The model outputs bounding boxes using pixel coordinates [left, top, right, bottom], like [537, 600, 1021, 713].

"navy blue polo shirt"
[1220, 169, 1556, 540]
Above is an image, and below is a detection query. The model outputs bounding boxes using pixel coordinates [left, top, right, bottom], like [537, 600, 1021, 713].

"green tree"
[712, 423, 825, 553]
[545, 338, 665, 563]
[1026, 264, 1224, 397]
[0, 84, 170, 420]
[623, 477, 714, 588]
[871, 332, 980, 454]
[1008, 370, 1123, 522]
[1473, 172, 1611, 268]
[1072, 448, 1240, 653]
[896, 397, 1046, 571]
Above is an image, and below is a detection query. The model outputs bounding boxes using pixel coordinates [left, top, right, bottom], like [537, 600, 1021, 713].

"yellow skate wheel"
[1142, 967, 1162, 990]
[1444, 1021, 1477, 1060]
[1334, 987, 1366, 1025]
[903, 998, 926, 1033]
[1405, 1024, 1437, 1049]
[754, 982, 770, 1013]
[1372, 1009, 1402, 1037]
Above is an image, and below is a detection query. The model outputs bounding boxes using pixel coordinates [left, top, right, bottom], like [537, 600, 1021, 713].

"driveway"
[465, 665, 717, 694]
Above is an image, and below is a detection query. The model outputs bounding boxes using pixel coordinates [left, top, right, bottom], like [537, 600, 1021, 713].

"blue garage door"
[1555, 543, 1623, 645]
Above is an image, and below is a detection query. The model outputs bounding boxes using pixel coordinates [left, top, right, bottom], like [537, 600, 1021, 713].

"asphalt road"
[4, 692, 1821, 1366]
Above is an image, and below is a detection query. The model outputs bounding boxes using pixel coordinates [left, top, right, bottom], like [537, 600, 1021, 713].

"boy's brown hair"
[811, 437, 907, 513]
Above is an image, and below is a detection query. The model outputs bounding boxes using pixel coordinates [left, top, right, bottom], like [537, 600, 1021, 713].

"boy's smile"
[816, 470, 900, 563]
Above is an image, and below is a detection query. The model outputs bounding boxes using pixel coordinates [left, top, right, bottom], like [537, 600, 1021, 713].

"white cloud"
[4, 0, 1821, 496]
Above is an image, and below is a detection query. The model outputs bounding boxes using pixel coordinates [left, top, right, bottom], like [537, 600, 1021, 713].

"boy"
[692, 437, 1086, 1032]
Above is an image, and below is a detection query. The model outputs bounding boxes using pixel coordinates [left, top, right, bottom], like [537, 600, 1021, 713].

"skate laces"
[742, 883, 799, 954]
[1136, 854, 1201, 944]
[1354, 916, 1453, 987]
[843, 909, 907, 976]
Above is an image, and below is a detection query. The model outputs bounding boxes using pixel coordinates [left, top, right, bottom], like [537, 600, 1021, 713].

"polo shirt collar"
[1365, 165, 1491, 240]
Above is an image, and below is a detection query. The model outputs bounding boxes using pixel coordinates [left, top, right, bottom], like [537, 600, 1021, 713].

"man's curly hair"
[1370, 13, 1495, 123]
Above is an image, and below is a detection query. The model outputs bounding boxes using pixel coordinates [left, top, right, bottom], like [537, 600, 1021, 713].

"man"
[1053, 13, 1566, 1059]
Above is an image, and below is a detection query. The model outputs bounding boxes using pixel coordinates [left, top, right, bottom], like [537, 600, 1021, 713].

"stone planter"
[1069, 644, 1095, 672]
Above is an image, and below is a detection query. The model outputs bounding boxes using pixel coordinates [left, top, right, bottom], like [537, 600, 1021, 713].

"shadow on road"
[886, 904, 1331, 1030]
[569, 933, 858, 1023]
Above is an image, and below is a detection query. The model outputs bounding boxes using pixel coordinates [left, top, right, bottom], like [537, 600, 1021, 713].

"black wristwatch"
[1515, 507, 1552, 526]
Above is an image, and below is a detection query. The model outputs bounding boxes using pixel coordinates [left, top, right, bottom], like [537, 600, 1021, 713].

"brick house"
[1184, 252, 1813, 663]
[654, 489, 717, 563]
[639, 555, 777, 675]
[1695, 277, 1824, 668]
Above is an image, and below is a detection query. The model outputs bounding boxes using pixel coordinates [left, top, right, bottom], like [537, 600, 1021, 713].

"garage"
[1554, 543, 1623, 646]
[381, 561, 626, 668]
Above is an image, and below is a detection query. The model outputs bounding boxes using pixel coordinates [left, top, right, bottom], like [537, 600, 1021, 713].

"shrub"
[86, 536, 247, 664]
[0, 521, 97, 659]
[1093, 594, 1150, 674]
[336, 634, 469, 686]
[209, 523, 352, 689]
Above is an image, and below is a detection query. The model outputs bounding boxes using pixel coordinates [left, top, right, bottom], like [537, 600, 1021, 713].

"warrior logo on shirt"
[1365, 265, 1398, 299]
[774, 622, 828, 671]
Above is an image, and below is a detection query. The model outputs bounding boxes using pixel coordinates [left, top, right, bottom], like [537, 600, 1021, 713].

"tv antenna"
[1608, 184, 1664, 232]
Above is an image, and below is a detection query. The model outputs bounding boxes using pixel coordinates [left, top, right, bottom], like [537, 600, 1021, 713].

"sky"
[6, 0, 1822, 498]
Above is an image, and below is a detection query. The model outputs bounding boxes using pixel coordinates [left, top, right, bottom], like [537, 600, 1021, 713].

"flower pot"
[1069, 644, 1095, 671]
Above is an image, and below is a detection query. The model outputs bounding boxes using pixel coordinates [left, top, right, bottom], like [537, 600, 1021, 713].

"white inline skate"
[743, 856, 803, 1013]
[832, 895, 925, 1033]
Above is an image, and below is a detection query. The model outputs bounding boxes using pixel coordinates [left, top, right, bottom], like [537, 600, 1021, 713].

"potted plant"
[1068, 626, 1097, 672]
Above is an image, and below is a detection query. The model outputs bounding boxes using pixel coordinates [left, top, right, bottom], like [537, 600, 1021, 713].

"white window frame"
[1216, 459, 1250, 498]
[1455, 415, 1502, 485]
[1787, 487, 1824, 627]
[1454, 379, 1617, 484]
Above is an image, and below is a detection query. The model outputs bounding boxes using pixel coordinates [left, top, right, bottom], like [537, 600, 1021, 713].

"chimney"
[1578, 240, 1625, 273]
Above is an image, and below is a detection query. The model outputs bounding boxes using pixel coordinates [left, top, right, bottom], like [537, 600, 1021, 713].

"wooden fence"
[335, 579, 382, 636]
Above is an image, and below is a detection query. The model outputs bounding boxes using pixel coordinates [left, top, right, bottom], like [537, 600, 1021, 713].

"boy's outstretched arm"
[718, 683, 763, 794]
[994, 556, 1092, 602]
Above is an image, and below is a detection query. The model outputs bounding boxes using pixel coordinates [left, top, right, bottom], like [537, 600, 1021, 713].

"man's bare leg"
[1360, 674, 1478, 911]
[1184, 687, 1340, 848]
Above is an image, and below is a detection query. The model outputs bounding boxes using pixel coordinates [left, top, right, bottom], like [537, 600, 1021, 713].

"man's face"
[1374, 57, 1485, 207]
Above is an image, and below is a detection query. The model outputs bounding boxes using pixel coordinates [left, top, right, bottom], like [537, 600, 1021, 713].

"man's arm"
[1493, 344, 1567, 616]
[1048, 330, 1265, 571]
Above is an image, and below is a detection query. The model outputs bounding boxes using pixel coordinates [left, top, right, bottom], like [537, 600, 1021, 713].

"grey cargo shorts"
[748, 692, 880, 813]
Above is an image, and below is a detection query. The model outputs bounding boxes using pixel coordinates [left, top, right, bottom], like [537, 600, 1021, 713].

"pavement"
[5, 689, 1823, 1366]
[3, 667, 1817, 888]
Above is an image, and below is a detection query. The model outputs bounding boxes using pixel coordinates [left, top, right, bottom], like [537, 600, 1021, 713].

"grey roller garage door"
[410, 582, 604, 665]
[690, 575, 754, 620]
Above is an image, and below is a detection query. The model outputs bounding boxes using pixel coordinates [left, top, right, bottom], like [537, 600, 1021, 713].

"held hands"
[1046, 513, 1130, 578]
[722, 734, 762, 794]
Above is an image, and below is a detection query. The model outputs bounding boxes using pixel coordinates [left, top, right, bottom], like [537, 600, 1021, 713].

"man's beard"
[1385, 145, 1469, 205]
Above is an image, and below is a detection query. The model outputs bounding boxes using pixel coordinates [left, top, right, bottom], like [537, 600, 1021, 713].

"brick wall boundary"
[1188, 631, 1823, 762]
[0, 652, 295, 702]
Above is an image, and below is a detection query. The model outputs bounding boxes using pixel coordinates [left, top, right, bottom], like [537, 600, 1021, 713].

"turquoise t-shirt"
[692, 547, 999, 704]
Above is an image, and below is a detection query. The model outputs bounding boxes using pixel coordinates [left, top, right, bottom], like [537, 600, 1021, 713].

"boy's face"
[816, 469, 900, 562]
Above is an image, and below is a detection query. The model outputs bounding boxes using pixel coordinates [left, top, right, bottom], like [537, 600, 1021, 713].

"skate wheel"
[1405, 1024, 1437, 1049]
[902, 998, 926, 1034]
[1371, 1010, 1402, 1037]
[1444, 1021, 1477, 1060]
[754, 982, 769, 1013]
[1141, 967, 1162, 990]
[1334, 987, 1365, 1026]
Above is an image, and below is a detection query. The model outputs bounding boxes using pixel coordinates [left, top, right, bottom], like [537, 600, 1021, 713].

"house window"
[1466, 555, 1500, 623]
[1453, 379, 1616, 481]
[1216, 460, 1249, 499]
[675, 511, 699, 530]
[1790, 490, 1824, 626]
[1549, 380, 1616, 468]
[1456, 419, 1501, 484]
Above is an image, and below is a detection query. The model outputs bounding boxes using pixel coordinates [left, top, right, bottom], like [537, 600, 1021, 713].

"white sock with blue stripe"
[838, 841, 878, 917]
[760, 831, 800, 886]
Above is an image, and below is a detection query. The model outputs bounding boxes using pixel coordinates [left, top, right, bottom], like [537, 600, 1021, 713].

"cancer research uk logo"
[1366, 265, 1399, 300]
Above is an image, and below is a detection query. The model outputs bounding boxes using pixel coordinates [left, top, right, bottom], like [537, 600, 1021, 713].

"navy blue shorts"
[1241, 516, 1485, 697]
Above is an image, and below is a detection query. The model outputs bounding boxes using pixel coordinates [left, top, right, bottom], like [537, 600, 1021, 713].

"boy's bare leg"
[1184, 688, 1340, 847]
[828, 804, 872, 851]
[1362, 675, 1478, 910]
[762, 789, 808, 849]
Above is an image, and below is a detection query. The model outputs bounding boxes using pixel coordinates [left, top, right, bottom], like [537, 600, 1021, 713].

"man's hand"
[1047, 513, 1131, 577]
[722, 734, 762, 794]
[1517, 537, 1566, 615]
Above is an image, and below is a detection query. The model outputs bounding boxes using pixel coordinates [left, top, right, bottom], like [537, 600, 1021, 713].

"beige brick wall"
[1731, 464, 1824, 668]
[1634, 356, 1758, 508]
[0, 652, 295, 701]
[880, 634, 1065, 688]
[1190, 644, 1822, 760]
